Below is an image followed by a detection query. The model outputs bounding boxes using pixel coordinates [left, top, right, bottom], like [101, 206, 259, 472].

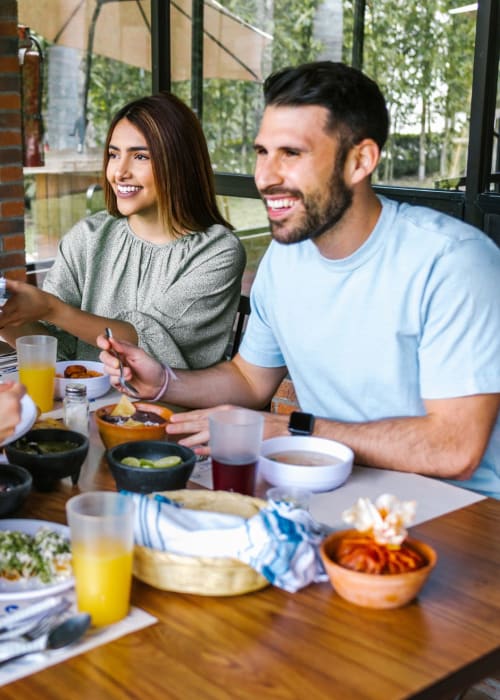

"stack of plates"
[0, 345, 17, 377]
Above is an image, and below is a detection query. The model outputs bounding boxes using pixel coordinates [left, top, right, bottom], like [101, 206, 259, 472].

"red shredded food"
[336, 535, 426, 575]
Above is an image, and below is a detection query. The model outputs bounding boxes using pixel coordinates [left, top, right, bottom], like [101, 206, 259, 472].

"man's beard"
[265, 164, 353, 246]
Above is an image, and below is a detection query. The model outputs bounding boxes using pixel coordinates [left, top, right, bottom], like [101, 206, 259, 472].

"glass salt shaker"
[63, 383, 89, 435]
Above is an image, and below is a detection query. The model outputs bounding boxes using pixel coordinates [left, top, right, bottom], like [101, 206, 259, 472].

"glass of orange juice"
[66, 492, 135, 627]
[16, 335, 57, 413]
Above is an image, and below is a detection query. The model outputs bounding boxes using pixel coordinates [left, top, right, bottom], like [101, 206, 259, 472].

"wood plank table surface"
[2, 415, 500, 700]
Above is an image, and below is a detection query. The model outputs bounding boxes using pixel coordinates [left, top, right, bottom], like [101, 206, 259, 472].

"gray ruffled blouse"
[42, 211, 246, 368]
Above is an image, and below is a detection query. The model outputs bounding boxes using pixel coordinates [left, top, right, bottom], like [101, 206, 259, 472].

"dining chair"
[229, 294, 251, 358]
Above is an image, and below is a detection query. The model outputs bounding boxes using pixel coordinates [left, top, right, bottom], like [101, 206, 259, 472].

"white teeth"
[117, 185, 141, 193]
[266, 198, 294, 210]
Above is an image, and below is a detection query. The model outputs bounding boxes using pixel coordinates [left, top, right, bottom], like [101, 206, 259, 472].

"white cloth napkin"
[124, 492, 328, 593]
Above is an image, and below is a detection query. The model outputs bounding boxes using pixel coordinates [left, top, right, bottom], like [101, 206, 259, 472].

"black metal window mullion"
[152, 0, 171, 93]
[464, 0, 500, 229]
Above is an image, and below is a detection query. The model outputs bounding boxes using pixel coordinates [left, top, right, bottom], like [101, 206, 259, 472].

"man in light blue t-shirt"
[98, 62, 500, 498]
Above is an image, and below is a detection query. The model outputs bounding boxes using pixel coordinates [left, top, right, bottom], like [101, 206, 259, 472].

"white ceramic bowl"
[258, 435, 354, 492]
[54, 360, 111, 400]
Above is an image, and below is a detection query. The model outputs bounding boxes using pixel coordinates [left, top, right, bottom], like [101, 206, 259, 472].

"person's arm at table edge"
[97, 334, 287, 409]
[265, 393, 500, 480]
[0, 281, 138, 348]
[97, 334, 499, 480]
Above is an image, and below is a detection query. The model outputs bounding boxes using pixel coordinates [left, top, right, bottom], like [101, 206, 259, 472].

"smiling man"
[98, 62, 500, 498]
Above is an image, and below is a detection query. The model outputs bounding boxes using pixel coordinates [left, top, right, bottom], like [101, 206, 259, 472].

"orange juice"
[19, 364, 55, 413]
[71, 539, 133, 626]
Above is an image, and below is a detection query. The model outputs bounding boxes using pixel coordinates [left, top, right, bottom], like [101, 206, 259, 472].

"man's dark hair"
[263, 61, 389, 153]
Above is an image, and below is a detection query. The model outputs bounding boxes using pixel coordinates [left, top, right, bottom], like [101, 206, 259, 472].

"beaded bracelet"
[150, 364, 178, 402]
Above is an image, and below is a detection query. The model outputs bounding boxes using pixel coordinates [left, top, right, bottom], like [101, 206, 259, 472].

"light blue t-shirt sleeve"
[419, 237, 500, 398]
[239, 246, 286, 368]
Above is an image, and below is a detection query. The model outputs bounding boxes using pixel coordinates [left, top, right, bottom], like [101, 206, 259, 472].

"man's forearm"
[264, 394, 499, 481]
[162, 358, 287, 410]
[162, 362, 264, 409]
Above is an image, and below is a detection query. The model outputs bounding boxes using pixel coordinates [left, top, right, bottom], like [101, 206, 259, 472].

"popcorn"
[342, 494, 417, 546]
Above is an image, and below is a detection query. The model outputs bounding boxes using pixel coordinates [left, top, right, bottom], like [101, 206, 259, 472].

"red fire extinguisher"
[18, 25, 44, 167]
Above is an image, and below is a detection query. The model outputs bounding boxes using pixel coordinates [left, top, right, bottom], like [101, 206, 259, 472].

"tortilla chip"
[110, 395, 136, 417]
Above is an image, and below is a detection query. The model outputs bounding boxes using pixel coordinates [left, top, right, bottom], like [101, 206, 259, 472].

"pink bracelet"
[150, 364, 177, 402]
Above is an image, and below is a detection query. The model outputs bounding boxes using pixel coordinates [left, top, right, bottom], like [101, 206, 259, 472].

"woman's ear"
[344, 139, 381, 186]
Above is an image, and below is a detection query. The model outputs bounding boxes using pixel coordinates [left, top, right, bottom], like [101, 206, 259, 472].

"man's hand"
[167, 405, 290, 456]
[97, 334, 165, 400]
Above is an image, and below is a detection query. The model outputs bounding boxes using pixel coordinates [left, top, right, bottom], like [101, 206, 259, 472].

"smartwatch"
[288, 411, 315, 436]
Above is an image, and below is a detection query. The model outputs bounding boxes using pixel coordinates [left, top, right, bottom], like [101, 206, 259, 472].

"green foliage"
[87, 56, 152, 147]
[344, 0, 476, 182]
[80, 1, 476, 183]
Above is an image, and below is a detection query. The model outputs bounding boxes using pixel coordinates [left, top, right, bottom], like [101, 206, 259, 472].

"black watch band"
[288, 411, 315, 435]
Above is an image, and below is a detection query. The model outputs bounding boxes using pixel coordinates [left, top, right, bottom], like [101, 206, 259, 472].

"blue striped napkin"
[124, 491, 327, 593]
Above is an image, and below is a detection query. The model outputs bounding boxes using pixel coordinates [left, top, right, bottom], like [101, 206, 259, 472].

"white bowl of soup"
[258, 436, 354, 492]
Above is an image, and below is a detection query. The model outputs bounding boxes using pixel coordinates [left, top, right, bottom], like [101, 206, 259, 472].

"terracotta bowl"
[320, 529, 437, 609]
[95, 402, 173, 449]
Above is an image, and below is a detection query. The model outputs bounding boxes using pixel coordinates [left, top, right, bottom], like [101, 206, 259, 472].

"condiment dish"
[106, 440, 196, 493]
[258, 435, 354, 492]
[0, 464, 32, 516]
[5, 428, 89, 491]
[54, 360, 110, 400]
[95, 402, 173, 449]
[320, 528, 437, 609]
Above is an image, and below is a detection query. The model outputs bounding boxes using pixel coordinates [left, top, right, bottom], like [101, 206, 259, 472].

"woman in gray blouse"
[0, 93, 246, 369]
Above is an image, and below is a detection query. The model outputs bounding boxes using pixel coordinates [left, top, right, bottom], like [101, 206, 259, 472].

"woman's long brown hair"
[103, 92, 232, 236]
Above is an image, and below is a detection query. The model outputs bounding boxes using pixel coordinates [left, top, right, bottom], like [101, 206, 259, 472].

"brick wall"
[0, 0, 26, 281]
[271, 377, 299, 415]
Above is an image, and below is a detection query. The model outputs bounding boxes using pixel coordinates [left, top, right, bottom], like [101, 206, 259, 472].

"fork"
[104, 327, 140, 397]
[22, 615, 57, 642]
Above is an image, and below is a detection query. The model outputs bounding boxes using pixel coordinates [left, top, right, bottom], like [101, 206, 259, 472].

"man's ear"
[344, 139, 381, 185]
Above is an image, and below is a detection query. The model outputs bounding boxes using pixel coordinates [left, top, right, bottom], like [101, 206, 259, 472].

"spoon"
[0, 613, 91, 665]
[27, 441, 44, 455]
[104, 328, 140, 397]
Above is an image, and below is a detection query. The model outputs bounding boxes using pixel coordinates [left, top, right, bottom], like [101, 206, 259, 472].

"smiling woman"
[0, 93, 246, 368]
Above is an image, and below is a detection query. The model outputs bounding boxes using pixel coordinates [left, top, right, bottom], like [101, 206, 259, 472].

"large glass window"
[19, 1, 497, 266]
[18, 0, 152, 266]
[180, 1, 478, 191]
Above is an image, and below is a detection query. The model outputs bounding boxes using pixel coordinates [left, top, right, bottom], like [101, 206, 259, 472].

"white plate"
[0, 519, 73, 601]
[0, 394, 37, 448]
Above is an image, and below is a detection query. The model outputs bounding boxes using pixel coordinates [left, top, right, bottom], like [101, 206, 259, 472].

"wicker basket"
[133, 489, 270, 596]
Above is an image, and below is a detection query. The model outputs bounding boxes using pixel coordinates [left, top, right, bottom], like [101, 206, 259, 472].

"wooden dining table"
[1, 412, 500, 700]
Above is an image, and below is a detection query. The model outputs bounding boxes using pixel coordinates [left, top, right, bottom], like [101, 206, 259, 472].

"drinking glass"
[16, 335, 57, 413]
[209, 409, 264, 496]
[266, 486, 312, 511]
[66, 491, 135, 626]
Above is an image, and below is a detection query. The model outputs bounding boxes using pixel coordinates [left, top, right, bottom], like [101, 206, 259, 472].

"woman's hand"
[0, 382, 25, 443]
[0, 280, 56, 328]
[97, 333, 166, 399]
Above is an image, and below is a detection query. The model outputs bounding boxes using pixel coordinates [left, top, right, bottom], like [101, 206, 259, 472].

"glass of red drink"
[209, 409, 264, 496]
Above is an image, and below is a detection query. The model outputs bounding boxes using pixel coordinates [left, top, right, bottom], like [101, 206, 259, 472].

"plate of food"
[0, 519, 73, 601]
[0, 394, 37, 448]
